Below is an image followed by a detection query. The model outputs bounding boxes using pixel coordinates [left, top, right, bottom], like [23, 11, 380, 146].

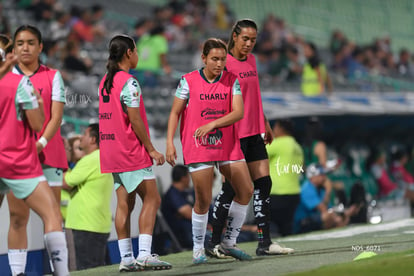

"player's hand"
[166, 144, 177, 166]
[35, 141, 44, 153]
[264, 120, 273, 144]
[0, 53, 18, 80]
[149, 150, 165, 166]
[194, 123, 214, 138]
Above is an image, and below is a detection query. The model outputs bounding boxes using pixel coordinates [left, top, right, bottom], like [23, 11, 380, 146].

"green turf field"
[71, 219, 414, 276]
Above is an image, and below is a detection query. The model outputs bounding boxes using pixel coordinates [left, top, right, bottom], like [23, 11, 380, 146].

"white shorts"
[188, 159, 245, 173]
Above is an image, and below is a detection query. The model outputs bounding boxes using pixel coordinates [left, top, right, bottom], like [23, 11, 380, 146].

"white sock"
[118, 238, 134, 264]
[192, 209, 208, 251]
[44, 231, 69, 276]
[8, 249, 27, 275]
[223, 201, 248, 247]
[137, 234, 152, 259]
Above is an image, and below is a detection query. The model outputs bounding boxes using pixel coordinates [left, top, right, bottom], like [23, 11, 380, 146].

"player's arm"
[0, 53, 17, 80]
[166, 77, 188, 166]
[37, 71, 66, 152]
[195, 78, 244, 137]
[122, 78, 164, 165]
[18, 76, 45, 132]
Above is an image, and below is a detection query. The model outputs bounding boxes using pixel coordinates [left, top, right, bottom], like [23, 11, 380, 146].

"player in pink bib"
[166, 38, 254, 263]
[6, 25, 69, 274]
[209, 19, 295, 257]
[99, 35, 171, 272]
[0, 35, 69, 276]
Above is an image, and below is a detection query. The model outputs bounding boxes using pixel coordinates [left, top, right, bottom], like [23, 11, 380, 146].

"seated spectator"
[161, 164, 194, 249]
[293, 163, 359, 234]
[390, 146, 414, 200]
[301, 41, 333, 96]
[63, 41, 92, 74]
[368, 149, 401, 198]
[50, 11, 71, 42]
[63, 124, 114, 270]
[32, 0, 55, 22]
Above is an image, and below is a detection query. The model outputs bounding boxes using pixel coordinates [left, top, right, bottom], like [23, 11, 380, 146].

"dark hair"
[202, 38, 227, 57]
[306, 41, 320, 69]
[277, 118, 294, 135]
[88, 123, 99, 147]
[304, 116, 323, 147]
[0, 34, 12, 54]
[103, 35, 135, 95]
[172, 164, 189, 182]
[228, 19, 257, 51]
[13, 25, 42, 44]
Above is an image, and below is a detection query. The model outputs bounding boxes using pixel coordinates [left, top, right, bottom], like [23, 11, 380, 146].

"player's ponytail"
[103, 35, 135, 95]
[228, 19, 257, 52]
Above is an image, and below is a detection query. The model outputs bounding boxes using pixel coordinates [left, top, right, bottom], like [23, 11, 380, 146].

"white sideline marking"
[281, 219, 414, 241]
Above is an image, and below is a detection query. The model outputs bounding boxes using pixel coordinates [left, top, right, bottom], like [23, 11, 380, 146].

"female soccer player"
[99, 34, 171, 272]
[209, 19, 294, 256]
[0, 37, 69, 276]
[7, 25, 68, 274]
[166, 38, 253, 263]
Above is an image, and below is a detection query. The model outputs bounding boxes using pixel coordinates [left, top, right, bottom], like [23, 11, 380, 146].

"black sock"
[253, 176, 272, 247]
[210, 179, 235, 245]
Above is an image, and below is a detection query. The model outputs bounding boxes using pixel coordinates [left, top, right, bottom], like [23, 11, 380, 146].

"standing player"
[7, 25, 68, 274]
[0, 37, 69, 276]
[208, 19, 294, 256]
[99, 34, 171, 272]
[166, 38, 253, 263]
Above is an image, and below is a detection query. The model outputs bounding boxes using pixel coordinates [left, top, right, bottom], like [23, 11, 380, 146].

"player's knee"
[9, 211, 29, 230]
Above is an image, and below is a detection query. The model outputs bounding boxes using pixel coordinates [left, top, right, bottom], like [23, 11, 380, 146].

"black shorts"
[240, 134, 268, 163]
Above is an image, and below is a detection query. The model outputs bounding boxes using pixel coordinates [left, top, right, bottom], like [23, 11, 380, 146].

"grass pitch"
[71, 219, 414, 276]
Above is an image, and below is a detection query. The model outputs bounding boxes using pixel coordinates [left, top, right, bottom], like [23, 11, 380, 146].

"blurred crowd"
[2, 0, 413, 92]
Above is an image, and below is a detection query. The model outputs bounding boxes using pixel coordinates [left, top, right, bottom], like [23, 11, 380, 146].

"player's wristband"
[38, 136, 48, 148]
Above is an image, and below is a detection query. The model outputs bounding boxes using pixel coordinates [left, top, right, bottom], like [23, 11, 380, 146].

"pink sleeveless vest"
[226, 53, 265, 139]
[99, 71, 152, 173]
[180, 70, 243, 164]
[0, 73, 43, 178]
[30, 65, 67, 169]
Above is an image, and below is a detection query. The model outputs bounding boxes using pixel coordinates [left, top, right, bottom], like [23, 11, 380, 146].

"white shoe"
[256, 242, 294, 255]
[193, 248, 208, 264]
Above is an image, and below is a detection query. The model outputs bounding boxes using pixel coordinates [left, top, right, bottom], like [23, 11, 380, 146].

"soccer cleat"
[205, 242, 234, 259]
[192, 248, 208, 264]
[119, 260, 141, 272]
[218, 243, 252, 261]
[136, 254, 172, 270]
[256, 242, 295, 256]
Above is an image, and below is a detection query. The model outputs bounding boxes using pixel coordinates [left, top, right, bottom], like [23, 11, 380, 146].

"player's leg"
[189, 164, 215, 264]
[135, 176, 171, 270]
[23, 180, 68, 275]
[114, 179, 139, 272]
[7, 192, 30, 276]
[217, 161, 253, 260]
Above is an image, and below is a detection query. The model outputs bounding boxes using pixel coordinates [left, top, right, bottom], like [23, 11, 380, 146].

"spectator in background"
[390, 146, 414, 199]
[134, 24, 171, 87]
[293, 163, 359, 234]
[49, 11, 71, 43]
[32, 0, 55, 22]
[396, 48, 414, 77]
[63, 41, 93, 74]
[301, 41, 333, 97]
[267, 119, 304, 236]
[0, 3, 10, 36]
[61, 135, 84, 222]
[63, 124, 113, 270]
[366, 148, 413, 201]
[132, 18, 152, 44]
[161, 164, 194, 249]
